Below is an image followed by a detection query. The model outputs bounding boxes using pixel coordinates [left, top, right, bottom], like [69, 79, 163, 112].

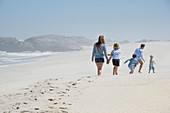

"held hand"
[107, 60, 110, 64]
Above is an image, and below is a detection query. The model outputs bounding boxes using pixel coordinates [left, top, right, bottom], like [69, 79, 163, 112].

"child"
[107, 43, 121, 75]
[148, 55, 156, 73]
[124, 54, 138, 74]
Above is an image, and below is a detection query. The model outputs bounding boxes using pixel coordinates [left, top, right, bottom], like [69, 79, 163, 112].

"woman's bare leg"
[96, 62, 104, 75]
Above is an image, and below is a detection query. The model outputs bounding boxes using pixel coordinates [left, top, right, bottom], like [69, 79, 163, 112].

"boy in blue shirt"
[134, 44, 145, 73]
[124, 54, 138, 74]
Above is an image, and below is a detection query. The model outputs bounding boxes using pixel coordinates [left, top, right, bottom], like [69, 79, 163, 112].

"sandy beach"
[0, 42, 170, 113]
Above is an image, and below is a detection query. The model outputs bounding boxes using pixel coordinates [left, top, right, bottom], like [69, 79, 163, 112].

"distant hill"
[91, 38, 130, 46]
[105, 39, 130, 45]
[0, 35, 134, 52]
[0, 37, 32, 52]
[0, 35, 91, 52]
[135, 39, 160, 43]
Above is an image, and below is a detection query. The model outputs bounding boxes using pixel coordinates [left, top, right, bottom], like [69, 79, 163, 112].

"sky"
[0, 0, 170, 40]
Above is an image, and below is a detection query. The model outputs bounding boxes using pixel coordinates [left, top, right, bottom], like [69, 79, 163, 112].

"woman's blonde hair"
[96, 35, 105, 49]
[99, 35, 105, 44]
[113, 43, 120, 49]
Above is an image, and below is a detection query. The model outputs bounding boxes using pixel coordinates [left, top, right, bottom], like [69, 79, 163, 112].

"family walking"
[91, 35, 155, 76]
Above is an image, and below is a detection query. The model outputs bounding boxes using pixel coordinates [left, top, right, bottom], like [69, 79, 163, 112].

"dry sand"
[0, 42, 170, 113]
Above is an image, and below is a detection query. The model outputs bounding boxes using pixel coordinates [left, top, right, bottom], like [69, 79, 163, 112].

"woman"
[92, 35, 109, 76]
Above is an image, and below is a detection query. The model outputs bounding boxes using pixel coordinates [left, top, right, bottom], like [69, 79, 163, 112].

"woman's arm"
[91, 44, 95, 62]
[103, 45, 108, 60]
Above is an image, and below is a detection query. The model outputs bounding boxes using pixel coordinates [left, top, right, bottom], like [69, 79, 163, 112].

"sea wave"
[0, 51, 54, 67]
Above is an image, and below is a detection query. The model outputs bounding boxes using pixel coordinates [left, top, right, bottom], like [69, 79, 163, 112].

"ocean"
[0, 51, 54, 67]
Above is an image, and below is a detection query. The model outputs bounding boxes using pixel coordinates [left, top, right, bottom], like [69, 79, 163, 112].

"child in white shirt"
[107, 43, 121, 75]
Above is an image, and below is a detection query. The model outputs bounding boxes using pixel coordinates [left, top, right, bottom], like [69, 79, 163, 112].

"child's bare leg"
[115, 66, 118, 75]
[113, 67, 115, 75]
[113, 66, 118, 75]
[148, 66, 151, 73]
[113, 67, 116, 75]
[138, 60, 143, 73]
[139, 63, 143, 73]
[152, 67, 155, 73]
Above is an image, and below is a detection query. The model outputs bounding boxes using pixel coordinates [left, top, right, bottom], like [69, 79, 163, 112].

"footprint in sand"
[20, 110, 30, 113]
[59, 107, 68, 110]
[48, 98, 55, 101]
[34, 107, 39, 110]
[61, 110, 69, 113]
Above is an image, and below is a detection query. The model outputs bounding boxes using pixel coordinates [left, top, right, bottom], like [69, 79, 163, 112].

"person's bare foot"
[129, 71, 134, 74]
[138, 71, 142, 74]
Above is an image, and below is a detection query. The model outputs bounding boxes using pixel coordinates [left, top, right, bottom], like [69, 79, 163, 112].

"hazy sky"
[0, 0, 170, 40]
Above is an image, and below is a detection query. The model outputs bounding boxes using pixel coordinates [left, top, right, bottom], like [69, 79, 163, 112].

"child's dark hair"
[132, 54, 137, 58]
[140, 44, 145, 48]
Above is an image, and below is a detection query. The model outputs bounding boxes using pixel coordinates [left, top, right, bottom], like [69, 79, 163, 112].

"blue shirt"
[134, 48, 145, 61]
[92, 44, 108, 61]
[125, 58, 138, 67]
[149, 59, 156, 67]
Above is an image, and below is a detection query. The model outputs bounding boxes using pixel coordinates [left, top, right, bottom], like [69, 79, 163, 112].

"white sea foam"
[0, 51, 55, 67]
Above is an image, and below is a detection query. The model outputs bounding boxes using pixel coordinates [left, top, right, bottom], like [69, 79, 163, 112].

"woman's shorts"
[95, 58, 104, 63]
[112, 59, 120, 66]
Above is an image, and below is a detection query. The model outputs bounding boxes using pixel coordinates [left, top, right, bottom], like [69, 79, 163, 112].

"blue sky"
[0, 0, 170, 40]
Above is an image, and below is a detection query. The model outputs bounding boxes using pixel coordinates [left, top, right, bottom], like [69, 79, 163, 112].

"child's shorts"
[112, 59, 120, 66]
[138, 59, 143, 64]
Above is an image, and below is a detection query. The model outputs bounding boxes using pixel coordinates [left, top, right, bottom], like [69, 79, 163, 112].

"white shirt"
[111, 49, 121, 59]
